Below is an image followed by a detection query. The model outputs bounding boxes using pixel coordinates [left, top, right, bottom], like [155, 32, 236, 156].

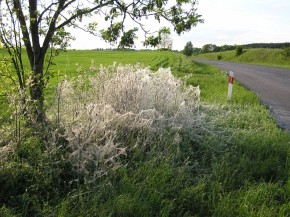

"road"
[193, 59, 290, 132]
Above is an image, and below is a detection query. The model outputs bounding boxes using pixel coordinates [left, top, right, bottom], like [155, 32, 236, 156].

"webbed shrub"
[48, 63, 200, 181]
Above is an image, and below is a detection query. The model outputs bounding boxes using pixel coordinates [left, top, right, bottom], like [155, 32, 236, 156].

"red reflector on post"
[227, 71, 234, 100]
[229, 76, 234, 84]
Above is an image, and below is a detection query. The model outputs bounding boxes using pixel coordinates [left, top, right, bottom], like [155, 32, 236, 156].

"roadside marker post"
[227, 71, 234, 100]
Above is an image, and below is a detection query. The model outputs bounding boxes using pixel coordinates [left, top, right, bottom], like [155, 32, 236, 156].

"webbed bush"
[48, 63, 200, 182]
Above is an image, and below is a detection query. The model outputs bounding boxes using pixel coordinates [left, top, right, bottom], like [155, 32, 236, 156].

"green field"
[44, 50, 261, 104]
[0, 50, 290, 217]
[196, 48, 290, 69]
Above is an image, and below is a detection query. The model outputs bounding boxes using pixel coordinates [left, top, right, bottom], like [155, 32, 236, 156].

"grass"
[195, 48, 290, 69]
[0, 49, 290, 216]
[45, 50, 257, 104]
[51, 50, 196, 76]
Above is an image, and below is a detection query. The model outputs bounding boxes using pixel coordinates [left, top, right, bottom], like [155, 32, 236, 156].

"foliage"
[100, 22, 122, 45]
[118, 28, 139, 49]
[183, 41, 194, 56]
[143, 35, 160, 48]
[200, 44, 221, 53]
[143, 27, 173, 50]
[243, 42, 290, 49]
[220, 44, 237, 52]
[282, 46, 290, 58]
[236, 45, 243, 56]
[158, 28, 173, 50]
[217, 54, 223, 60]
[0, 58, 14, 96]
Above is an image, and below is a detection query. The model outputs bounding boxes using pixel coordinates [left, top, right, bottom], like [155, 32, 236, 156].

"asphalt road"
[193, 59, 290, 132]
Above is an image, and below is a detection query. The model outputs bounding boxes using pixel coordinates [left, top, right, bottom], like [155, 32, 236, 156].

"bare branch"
[42, 0, 67, 54]
[29, 0, 41, 51]
[37, 2, 58, 25]
[56, 1, 112, 30]
[43, 45, 54, 78]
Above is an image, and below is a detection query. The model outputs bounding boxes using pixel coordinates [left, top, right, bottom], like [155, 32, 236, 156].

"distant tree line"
[242, 42, 290, 49]
[182, 42, 290, 55]
[183, 44, 237, 55]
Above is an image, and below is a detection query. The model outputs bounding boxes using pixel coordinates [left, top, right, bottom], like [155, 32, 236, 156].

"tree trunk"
[29, 56, 46, 124]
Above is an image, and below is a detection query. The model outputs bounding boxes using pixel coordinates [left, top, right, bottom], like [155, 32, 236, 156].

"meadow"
[196, 48, 290, 70]
[0, 50, 289, 216]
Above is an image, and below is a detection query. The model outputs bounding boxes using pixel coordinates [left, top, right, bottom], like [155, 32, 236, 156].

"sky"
[69, 0, 290, 50]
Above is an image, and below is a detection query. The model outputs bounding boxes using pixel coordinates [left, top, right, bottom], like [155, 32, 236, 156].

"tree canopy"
[183, 41, 194, 56]
[143, 27, 173, 50]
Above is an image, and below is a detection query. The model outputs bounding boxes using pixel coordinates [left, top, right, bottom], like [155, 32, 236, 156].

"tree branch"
[56, 1, 112, 30]
[1, 1, 25, 89]
[13, 0, 34, 67]
[29, 0, 41, 54]
[42, 0, 67, 54]
[37, 2, 59, 25]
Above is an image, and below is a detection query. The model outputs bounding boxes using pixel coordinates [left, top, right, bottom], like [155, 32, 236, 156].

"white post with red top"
[227, 71, 234, 100]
